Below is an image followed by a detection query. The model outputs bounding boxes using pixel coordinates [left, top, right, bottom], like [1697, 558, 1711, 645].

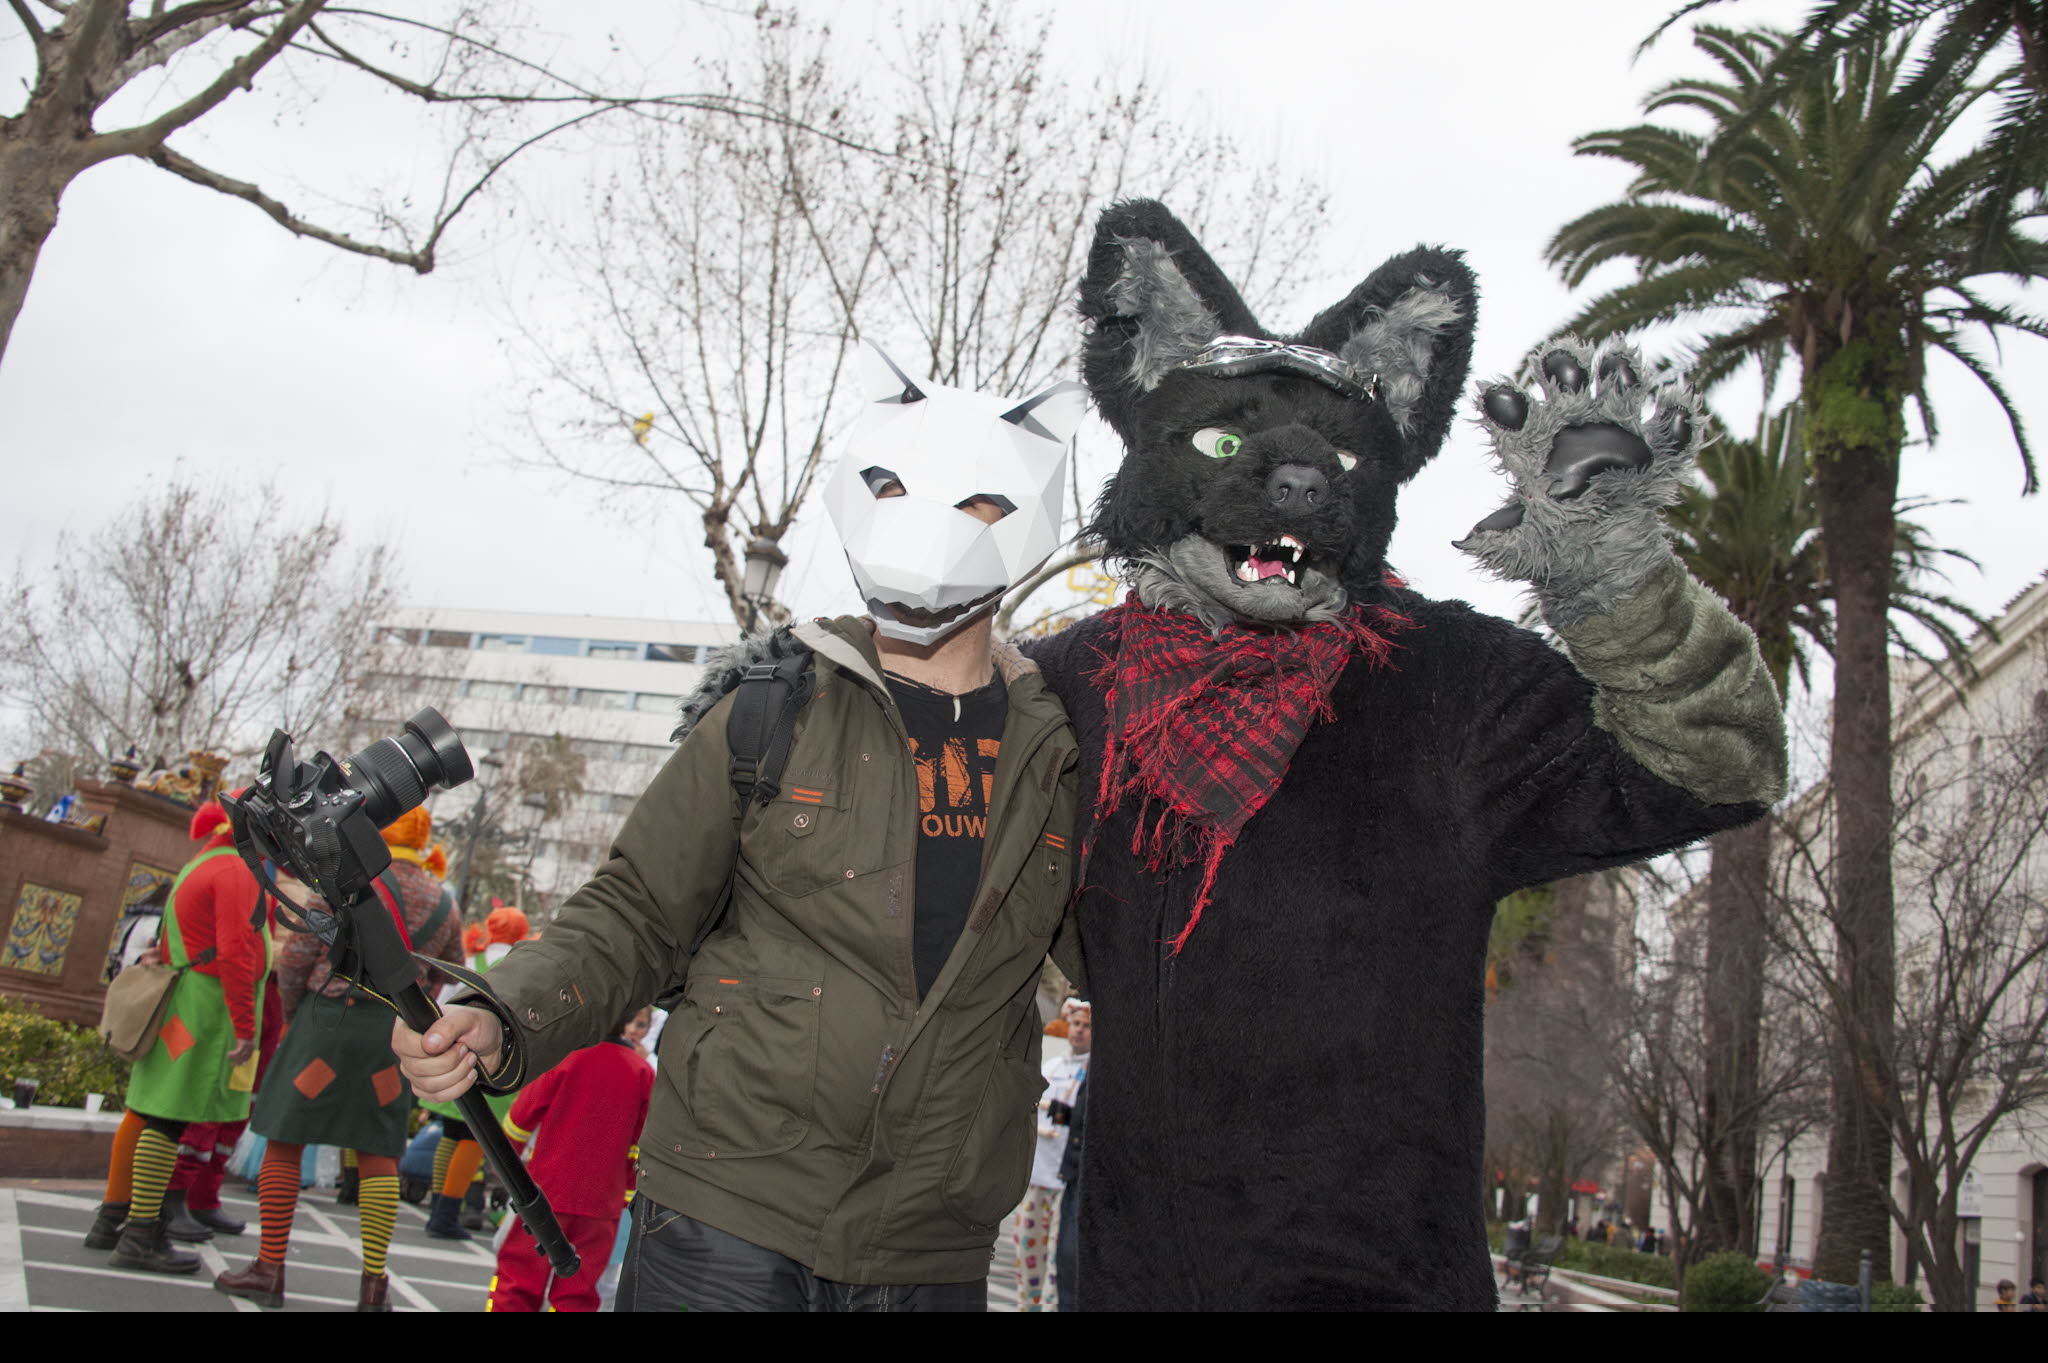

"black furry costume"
[1019, 202, 1786, 1310]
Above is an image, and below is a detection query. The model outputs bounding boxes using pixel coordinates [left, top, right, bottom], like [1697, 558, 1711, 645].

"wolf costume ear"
[1296, 247, 1478, 479]
[1077, 199, 1478, 479]
[1079, 200, 1262, 442]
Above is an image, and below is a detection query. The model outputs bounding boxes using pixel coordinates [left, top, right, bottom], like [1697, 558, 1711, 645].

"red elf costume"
[488, 1023, 653, 1312]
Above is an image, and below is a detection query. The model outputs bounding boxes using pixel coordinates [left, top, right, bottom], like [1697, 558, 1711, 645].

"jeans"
[617, 1196, 988, 1312]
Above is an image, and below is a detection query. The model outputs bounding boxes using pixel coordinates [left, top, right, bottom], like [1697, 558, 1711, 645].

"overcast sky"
[2, 0, 2042, 685]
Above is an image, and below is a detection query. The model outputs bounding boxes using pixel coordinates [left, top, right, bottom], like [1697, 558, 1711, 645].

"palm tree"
[1669, 405, 1988, 1261]
[1548, 25, 2045, 1279]
[1649, 2, 2048, 259]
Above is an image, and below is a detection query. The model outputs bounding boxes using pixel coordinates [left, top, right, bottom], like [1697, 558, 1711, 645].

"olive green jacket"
[461, 617, 1083, 1284]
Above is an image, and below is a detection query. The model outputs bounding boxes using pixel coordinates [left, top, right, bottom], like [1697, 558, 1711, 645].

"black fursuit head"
[1078, 199, 1478, 629]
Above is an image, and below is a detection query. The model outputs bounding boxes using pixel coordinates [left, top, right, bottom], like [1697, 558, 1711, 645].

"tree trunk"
[1700, 819, 1769, 1257]
[0, 129, 78, 367]
[1921, 1215, 1968, 1312]
[1805, 337, 1906, 1285]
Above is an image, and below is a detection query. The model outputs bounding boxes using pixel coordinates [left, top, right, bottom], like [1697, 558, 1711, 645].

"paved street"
[3, 1179, 498, 1312]
[1, 1178, 1049, 1312]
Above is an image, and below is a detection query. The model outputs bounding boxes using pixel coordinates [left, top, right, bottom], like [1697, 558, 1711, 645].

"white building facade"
[1758, 573, 2048, 1308]
[361, 606, 736, 914]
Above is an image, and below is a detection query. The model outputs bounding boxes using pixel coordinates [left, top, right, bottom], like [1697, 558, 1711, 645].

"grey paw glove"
[1455, 337, 1704, 629]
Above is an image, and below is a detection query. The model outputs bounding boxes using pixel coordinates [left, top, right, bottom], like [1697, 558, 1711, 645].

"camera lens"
[346, 707, 474, 827]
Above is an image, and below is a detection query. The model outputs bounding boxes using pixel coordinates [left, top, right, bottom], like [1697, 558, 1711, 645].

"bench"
[1500, 1233, 1566, 1300]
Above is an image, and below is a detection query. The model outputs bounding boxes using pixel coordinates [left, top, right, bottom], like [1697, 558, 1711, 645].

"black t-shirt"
[885, 670, 1008, 1000]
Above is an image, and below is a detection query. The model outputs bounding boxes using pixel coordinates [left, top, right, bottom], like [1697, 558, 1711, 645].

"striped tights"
[432, 1131, 483, 1198]
[257, 1142, 399, 1275]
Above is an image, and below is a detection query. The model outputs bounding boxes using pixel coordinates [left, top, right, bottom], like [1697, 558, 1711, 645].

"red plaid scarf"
[1085, 595, 1411, 953]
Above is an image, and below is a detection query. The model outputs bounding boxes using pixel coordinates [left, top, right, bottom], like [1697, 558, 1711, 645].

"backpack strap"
[725, 648, 815, 807]
[669, 644, 816, 984]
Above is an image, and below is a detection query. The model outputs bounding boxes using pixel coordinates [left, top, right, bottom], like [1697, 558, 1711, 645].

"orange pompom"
[463, 923, 489, 957]
[380, 806, 432, 851]
[424, 843, 449, 879]
[485, 905, 529, 945]
[1043, 1018, 1070, 1039]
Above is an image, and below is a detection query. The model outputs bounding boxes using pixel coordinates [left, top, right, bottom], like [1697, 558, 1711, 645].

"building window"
[577, 688, 632, 710]
[528, 636, 580, 656]
[646, 643, 700, 663]
[476, 634, 528, 653]
[519, 684, 570, 706]
[464, 680, 518, 702]
[425, 630, 472, 649]
[632, 693, 680, 713]
[587, 641, 639, 660]
[571, 739, 622, 761]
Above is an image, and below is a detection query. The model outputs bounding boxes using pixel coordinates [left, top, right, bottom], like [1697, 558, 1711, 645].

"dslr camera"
[225, 708, 472, 926]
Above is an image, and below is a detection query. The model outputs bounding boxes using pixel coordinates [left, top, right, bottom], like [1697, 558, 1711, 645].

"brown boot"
[358, 1271, 391, 1312]
[82, 1201, 128, 1251]
[214, 1256, 287, 1308]
[107, 1218, 201, 1275]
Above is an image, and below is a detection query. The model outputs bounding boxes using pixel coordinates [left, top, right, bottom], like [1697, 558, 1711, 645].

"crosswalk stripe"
[0, 1191, 29, 1313]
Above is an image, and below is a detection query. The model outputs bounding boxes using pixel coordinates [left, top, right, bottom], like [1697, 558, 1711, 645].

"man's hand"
[227, 1036, 256, 1067]
[392, 1005, 505, 1105]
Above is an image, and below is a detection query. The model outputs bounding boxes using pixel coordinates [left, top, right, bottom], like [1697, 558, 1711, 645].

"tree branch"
[995, 542, 1103, 633]
[89, 0, 325, 163]
[111, 8, 253, 88]
[131, 0, 259, 49]
[9, 0, 46, 43]
[49, 0, 122, 113]
[143, 143, 433, 267]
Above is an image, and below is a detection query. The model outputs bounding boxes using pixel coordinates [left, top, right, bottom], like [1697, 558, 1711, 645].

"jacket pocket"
[664, 975, 822, 1158]
[749, 786, 879, 898]
[940, 1051, 1047, 1231]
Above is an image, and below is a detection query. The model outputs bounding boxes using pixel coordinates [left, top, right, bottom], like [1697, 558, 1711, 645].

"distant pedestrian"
[1013, 999, 1088, 1310]
[488, 1010, 654, 1312]
[1997, 1278, 2019, 1311]
[2020, 1278, 2048, 1311]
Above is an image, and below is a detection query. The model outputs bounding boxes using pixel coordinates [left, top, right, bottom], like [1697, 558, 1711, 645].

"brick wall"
[0, 782, 202, 1026]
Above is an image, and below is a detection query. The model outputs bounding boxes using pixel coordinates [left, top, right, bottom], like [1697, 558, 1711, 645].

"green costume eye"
[1193, 427, 1243, 460]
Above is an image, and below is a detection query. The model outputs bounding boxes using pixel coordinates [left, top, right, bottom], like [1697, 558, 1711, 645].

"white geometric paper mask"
[823, 342, 1087, 645]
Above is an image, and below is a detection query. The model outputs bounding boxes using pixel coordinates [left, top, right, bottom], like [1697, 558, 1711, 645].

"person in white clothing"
[1013, 1000, 1089, 1310]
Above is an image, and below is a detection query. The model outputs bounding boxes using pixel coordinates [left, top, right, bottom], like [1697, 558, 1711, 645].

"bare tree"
[1766, 674, 2048, 1310]
[516, 10, 883, 630]
[0, 473, 396, 770]
[0, 1, 870, 366]
[519, 0, 1329, 629]
[1483, 875, 1632, 1237]
[1609, 872, 1829, 1279]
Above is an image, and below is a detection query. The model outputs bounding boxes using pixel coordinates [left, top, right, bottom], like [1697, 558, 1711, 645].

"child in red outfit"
[488, 1010, 654, 1312]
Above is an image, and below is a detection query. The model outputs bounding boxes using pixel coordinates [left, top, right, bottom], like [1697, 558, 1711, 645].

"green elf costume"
[88, 797, 273, 1275]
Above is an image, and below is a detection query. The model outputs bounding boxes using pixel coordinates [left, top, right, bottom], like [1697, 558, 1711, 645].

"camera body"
[226, 708, 473, 922]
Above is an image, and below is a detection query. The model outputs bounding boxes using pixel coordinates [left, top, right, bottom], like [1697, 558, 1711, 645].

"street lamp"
[742, 536, 787, 635]
[453, 751, 504, 911]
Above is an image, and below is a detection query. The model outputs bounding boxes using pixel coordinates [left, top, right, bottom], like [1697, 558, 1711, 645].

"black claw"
[1541, 350, 1589, 394]
[1481, 385, 1529, 431]
[1664, 408, 1693, 448]
[1543, 422, 1654, 500]
[1597, 353, 1638, 391]
[1468, 501, 1525, 536]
